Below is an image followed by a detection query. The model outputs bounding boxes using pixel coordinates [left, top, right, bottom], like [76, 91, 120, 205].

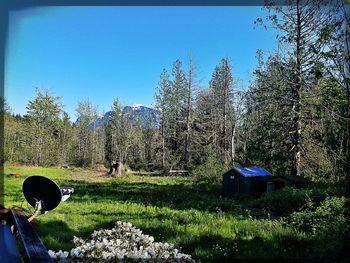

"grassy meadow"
[3, 165, 348, 262]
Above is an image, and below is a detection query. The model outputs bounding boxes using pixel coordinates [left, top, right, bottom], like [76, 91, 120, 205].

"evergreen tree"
[182, 54, 197, 169]
[258, 0, 337, 176]
[169, 60, 188, 168]
[104, 99, 129, 173]
[243, 52, 294, 175]
[25, 88, 63, 166]
[59, 112, 74, 166]
[192, 88, 215, 165]
[209, 58, 235, 164]
[142, 114, 156, 164]
[75, 100, 97, 166]
[154, 69, 172, 168]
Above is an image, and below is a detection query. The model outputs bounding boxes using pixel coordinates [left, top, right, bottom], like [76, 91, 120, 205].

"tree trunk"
[161, 113, 166, 168]
[184, 59, 193, 169]
[345, 101, 350, 196]
[291, 0, 302, 177]
[223, 77, 228, 164]
[344, 5, 350, 216]
[231, 124, 236, 163]
[118, 156, 123, 175]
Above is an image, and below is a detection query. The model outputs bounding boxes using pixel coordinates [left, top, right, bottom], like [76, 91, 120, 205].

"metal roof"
[234, 167, 272, 177]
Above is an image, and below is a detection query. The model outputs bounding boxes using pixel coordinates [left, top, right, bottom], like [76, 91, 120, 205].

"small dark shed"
[266, 175, 309, 192]
[222, 167, 273, 197]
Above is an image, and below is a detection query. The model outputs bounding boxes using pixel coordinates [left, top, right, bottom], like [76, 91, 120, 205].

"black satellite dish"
[23, 176, 62, 213]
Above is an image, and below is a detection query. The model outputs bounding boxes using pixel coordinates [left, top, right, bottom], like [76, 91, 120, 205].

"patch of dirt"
[67, 168, 113, 183]
[93, 164, 109, 173]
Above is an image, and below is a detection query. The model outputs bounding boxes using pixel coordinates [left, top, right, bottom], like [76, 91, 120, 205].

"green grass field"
[3, 165, 347, 262]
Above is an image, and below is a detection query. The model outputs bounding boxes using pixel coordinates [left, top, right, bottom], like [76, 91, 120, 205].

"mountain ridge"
[87, 105, 158, 130]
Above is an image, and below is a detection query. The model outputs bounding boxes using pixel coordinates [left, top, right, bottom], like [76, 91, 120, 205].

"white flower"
[49, 220, 194, 262]
[61, 251, 69, 258]
[48, 250, 57, 259]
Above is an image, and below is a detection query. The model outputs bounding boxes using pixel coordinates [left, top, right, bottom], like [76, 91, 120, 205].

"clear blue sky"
[5, 6, 278, 120]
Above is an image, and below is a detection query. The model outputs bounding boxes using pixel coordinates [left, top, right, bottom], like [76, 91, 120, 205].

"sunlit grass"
[3, 164, 315, 262]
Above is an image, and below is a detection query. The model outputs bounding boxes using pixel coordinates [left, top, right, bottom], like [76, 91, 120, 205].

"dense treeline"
[3, 1, 349, 184]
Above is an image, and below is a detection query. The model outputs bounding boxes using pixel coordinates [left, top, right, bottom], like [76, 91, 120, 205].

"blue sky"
[5, 6, 278, 120]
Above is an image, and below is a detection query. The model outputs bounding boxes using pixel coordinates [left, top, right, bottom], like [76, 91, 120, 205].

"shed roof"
[234, 167, 272, 177]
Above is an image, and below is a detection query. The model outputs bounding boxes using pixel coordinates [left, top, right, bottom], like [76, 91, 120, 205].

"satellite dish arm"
[27, 199, 43, 222]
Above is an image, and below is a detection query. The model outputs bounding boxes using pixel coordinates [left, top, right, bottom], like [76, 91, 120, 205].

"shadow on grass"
[139, 223, 347, 263]
[57, 177, 344, 217]
[33, 202, 348, 262]
[37, 219, 117, 252]
[182, 233, 310, 263]
[36, 220, 78, 251]
[36, 218, 341, 263]
[59, 179, 245, 214]
[39, 178, 346, 262]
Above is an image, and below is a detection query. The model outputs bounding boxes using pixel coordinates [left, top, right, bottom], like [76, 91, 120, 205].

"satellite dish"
[23, 175, 63, 213]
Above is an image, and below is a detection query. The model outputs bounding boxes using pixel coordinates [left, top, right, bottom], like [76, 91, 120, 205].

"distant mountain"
[122, 105, 159, 126]
[87, 105, 158, 130]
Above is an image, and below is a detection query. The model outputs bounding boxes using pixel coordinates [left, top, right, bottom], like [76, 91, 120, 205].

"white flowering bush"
[48, 221, 195, 263]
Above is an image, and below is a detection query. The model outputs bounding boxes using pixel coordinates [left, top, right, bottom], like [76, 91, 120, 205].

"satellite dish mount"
[22, 175, 74, 222]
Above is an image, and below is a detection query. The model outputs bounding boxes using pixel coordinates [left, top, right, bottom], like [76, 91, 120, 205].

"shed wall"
[222, 168, 274, 196]
[222, 169, 240, 197]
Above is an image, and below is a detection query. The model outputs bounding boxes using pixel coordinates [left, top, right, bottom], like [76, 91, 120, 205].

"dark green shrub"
[288, 196, 346, 236]
[191, 154, 229, 184]
[146, 163, 163, 171]
[248, 184, 341, 216]
[128, 162, 163, 172]
[288, 196, 348, 262]
[128, 162, 146, 171]
[248, 187, 312, 216]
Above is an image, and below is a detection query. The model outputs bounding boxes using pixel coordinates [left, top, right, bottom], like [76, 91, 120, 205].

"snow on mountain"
[86, 105, 158, 130]
[130, 103, 143, 109]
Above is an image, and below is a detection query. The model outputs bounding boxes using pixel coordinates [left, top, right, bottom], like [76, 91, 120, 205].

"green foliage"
[248, 185, 341, 216]
[288, 197, 348, 262]
[105, 99, 123, 164]
[5, 165, 347, 262]
[242, 53, 293, 176]
[6, 88, 65, 166]
[248, 187, 311, 216]
[289, 196, 346, 236]
[26, 88, 63, 130]
[207, 58, 235, 164]
[74, 101, 98, 167]
[249, 2, 349, 181]
[302, 79, 347, 180]
[191, 153, 229, 184]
